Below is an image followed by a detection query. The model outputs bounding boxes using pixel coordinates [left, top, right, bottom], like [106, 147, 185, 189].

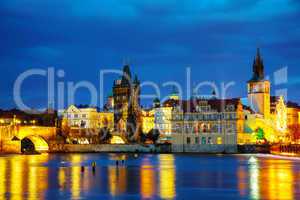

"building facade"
[247, 48, 270, 118]
[62, 105, 114, 130]
[113, 64, 141, 137]
[154, 96, 243, 152]
[141, 109, 155, 134]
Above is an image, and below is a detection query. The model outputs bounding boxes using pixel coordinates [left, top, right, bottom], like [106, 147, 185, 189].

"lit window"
[217, 137, 222, 144]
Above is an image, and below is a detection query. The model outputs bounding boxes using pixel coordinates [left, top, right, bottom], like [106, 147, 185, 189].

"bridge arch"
[21, 135, 49, 153]
[110, 135, 126, 144]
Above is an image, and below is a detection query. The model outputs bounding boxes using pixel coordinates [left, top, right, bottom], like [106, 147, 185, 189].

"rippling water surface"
[0, 153, 300, 199]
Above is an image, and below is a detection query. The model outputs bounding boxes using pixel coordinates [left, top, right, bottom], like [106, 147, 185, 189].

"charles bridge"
[0, 125, 56, 153]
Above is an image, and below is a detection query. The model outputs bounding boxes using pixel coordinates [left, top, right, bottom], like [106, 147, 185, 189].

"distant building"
[141, 108, 155, 134]
[112, 64, 141, 137]
[154, 95, 243, 152]
[0, 109, 56, 127]
[104, 92, 114, 112]
[62, 105, 114, 130]
[247, 48, 270, 118]
[241, 49, 300, 144]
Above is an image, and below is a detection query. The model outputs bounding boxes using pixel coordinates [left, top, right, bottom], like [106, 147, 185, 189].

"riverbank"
[48, 143, 238, 154]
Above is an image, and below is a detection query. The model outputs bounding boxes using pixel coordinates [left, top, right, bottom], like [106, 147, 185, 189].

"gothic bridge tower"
[113, 64, 141, 138]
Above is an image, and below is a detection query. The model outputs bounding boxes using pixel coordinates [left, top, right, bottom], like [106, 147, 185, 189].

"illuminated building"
[239, 48, 300, 144]
[112, 64, 141, 136]
[247, 48, 270, 118]
[141, 109, 155, 134]
[62, 105, 114, 130]
[104, 92, 114, 111]
[154, 94, 243, 151]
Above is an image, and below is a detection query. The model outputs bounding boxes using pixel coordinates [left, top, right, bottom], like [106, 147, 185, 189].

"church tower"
[247, 48, 270, 118]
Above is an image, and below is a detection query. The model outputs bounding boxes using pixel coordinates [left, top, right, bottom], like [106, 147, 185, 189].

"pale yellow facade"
[141, 109, 155, 134]
[62, 105, 114, 130]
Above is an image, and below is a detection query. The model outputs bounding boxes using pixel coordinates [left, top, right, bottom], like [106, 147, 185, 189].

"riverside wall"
[49, 143, 237, 153]
[49, 143, 157, 153]
[172, 144, 237, 153]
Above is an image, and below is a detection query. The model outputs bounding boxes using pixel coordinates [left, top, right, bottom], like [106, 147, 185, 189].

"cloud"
[0, 0, 300, 108]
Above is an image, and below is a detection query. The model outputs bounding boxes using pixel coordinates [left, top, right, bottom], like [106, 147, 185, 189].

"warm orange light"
[159, 154, 176, 199]
[110, 135, 125, 144]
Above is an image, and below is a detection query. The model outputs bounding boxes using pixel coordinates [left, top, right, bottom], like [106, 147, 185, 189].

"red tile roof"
[162, 98, 241, 113]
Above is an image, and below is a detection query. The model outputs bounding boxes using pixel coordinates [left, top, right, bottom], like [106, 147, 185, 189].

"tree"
[147, 129, 160, 144]
[61, 118, 70, 137]
[98, 127, 112, 144]
[288, 124, 300, 142]
[256, 128, 265, 140]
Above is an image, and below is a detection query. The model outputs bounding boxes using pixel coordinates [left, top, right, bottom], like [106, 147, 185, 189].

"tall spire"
[133, 74, 140, 85]
[256, 47, 260, 58]
[121, 64, 132, 85]
[249, 48, 264, 82]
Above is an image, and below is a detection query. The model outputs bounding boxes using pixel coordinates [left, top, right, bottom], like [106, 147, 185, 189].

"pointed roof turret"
[133, 74, 140, 85]
[121, 64, 132, 85]
[249, 48, 265, 82]
[169, 86, 179, 100]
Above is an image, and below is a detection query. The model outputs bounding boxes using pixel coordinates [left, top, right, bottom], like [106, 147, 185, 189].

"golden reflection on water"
[0, 154, 299, 199]
[238, 156, 297, 200]
[58, 167, 66, 192]
[158, 154, 176, 199]
[140, 157, 156, 199]
[0, 154, 50, 200]
[108, 165, 127, 196]
[71, 155, 81, 199]
[260, 160, 294, 200]
[0, 159, 7, 200]
[237, 166, 247, 197]
[10, 156, 24, 200]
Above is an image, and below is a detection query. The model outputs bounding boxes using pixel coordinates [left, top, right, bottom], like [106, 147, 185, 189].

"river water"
[0, 153, 299, 200]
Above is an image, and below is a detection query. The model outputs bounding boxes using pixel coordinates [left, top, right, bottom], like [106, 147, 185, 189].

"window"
[208, 137, 212, 144]
[186, 137, 191, 144]
[74, 114, 78, 118]
[195, 137, 199, 144]
[217, 137, 222, 144]
[201, 137, 206, 144]
[82, 114, 87, 118]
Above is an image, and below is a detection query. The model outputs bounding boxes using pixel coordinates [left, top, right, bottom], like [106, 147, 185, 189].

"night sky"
[1, 0, 300, 110]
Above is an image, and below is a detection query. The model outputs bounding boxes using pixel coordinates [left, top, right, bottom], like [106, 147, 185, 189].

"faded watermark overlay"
[12, 65, 289, 143]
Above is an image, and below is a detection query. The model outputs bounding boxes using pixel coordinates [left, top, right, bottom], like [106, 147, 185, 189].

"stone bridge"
[0, 125, 56, 153]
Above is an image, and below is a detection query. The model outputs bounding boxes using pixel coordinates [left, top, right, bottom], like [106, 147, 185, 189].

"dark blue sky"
[1, 0, 300, 110]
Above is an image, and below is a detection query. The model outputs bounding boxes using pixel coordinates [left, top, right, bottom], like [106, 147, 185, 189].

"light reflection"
[0, 159, 7, 199]
[28, 156, 38, 200]
[10, 156, 24, 200]
[159, 154, 176, 199]
[237, 166, 247, 197]
[261, 161, 294, 200]
[140, 158, 155, 199]
[249, 156, 260, 200]
[108, 166, 127, 196]
[58, 167, 66, 192]
[71, 155, 81, 199]
[28, 154, 49, 200]
[239, 156, 297, 200]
